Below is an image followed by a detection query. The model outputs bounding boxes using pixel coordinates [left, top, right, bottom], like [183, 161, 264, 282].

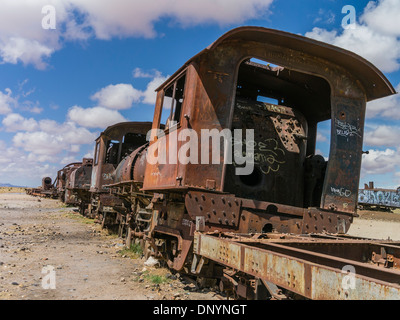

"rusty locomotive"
[26, 176, 58, 198]
[32, 27, 400, 299]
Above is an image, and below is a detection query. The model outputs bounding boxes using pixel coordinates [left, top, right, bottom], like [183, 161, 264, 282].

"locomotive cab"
[224, 58, 331, 208]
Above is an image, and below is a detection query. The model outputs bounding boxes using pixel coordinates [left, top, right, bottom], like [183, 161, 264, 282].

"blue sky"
[0, 0, 399, 188]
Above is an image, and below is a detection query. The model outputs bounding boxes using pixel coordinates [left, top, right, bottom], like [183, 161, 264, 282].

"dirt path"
[0, 193, 219, 300]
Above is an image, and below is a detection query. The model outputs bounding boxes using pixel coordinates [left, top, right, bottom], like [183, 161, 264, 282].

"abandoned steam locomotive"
[31, 27, 400, 299]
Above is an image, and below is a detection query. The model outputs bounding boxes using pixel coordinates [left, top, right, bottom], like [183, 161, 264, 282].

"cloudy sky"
[0, 0, 399, 188]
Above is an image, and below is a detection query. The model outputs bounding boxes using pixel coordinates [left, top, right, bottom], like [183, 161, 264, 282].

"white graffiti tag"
[335, 119, 361, 138]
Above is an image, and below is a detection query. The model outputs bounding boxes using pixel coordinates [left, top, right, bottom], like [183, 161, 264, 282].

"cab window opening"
[160, 73, 186, 130]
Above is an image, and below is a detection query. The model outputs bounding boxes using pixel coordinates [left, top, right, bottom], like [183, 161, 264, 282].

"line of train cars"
[27, 27, 397, 298]
[26, 159, 93, 209]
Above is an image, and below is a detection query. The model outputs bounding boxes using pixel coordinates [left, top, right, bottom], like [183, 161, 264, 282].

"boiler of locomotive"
[112, 144, 149, 184]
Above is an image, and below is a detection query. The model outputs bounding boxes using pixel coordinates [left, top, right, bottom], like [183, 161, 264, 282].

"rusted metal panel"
[311, 267, 400, 300]
[196, 233, 241, 270]
[223, 98, 307, 207]
[185, 191, 241, 228]
[243, 246, 306, 294]
[194, 232, 400, 300]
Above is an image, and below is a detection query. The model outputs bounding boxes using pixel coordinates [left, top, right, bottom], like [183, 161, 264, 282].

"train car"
[101, 25, 397, 291]
[65, 158, 93, 211]
[25, 176, 58, 198]
[358, 181, 400, 211]
[55, 162, 83, 203]
[86, 122, 153, 231]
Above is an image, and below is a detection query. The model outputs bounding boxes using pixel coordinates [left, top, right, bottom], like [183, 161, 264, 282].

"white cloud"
[361, 0, 400, 37]
[133, 68, 159, 79]
[28, 106, 44, 114]
[0, 115, 97, 186]
[0, 88, 16, 114]
[141, 73, 169, 105]
[60, 155, 81, 165]
[0, 0, 65, 69]
[13, 131, 64, 156]
[91, 84, 143, 110]
[0, 0, 274, 68]
[68, 0, 273, 39]
[361, 148, 400, 175]
[12, 120, 96, 157]
[0, 37, 55, 70]
[0, 83, 44, 115]
[62, 19, 92, 41]
[366, 83, 400, 119]
[90, 72, 169, 111]
[67, 105, 127, 128]
[0, 143, 22, 165]
[83, 151, 94, 159]
[26, 152, 55, 163]
[2, 113, 38, 132]
[0, 141, 57, 186]
[70, 144, 80, 153]
[305, 0, 400, 73]
[316, 131, 328, 142]
[364, 125, 400, 147]
[313, 8, 335, 25]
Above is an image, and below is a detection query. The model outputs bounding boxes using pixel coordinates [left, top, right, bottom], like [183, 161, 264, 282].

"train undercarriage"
[96, 182, 400, 300]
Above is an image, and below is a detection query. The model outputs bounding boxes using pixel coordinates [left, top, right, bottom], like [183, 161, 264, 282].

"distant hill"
[0, 182, 26, 188]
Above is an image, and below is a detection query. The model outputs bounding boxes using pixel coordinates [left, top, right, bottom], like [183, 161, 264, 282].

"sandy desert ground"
[0, 190, 220, 300]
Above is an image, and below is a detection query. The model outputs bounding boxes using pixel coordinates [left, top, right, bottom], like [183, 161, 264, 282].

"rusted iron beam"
[193, 232, 400, 300]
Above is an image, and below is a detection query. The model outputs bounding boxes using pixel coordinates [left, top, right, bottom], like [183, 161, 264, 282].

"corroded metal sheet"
[196, 233, 241, 270]
[194, 233, 400, 300]
[311, 267, 400, 300]
[243, 247, 305, 294]
[185, 191, 241, 227]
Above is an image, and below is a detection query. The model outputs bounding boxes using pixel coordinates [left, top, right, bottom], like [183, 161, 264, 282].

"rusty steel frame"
[193, 232, 400, 299]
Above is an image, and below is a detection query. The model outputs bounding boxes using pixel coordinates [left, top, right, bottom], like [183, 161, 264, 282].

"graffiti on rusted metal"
[358, 188, 400, 208]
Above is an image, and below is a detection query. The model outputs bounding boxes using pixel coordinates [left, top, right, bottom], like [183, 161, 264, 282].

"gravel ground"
[0, 192, 220, 300]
